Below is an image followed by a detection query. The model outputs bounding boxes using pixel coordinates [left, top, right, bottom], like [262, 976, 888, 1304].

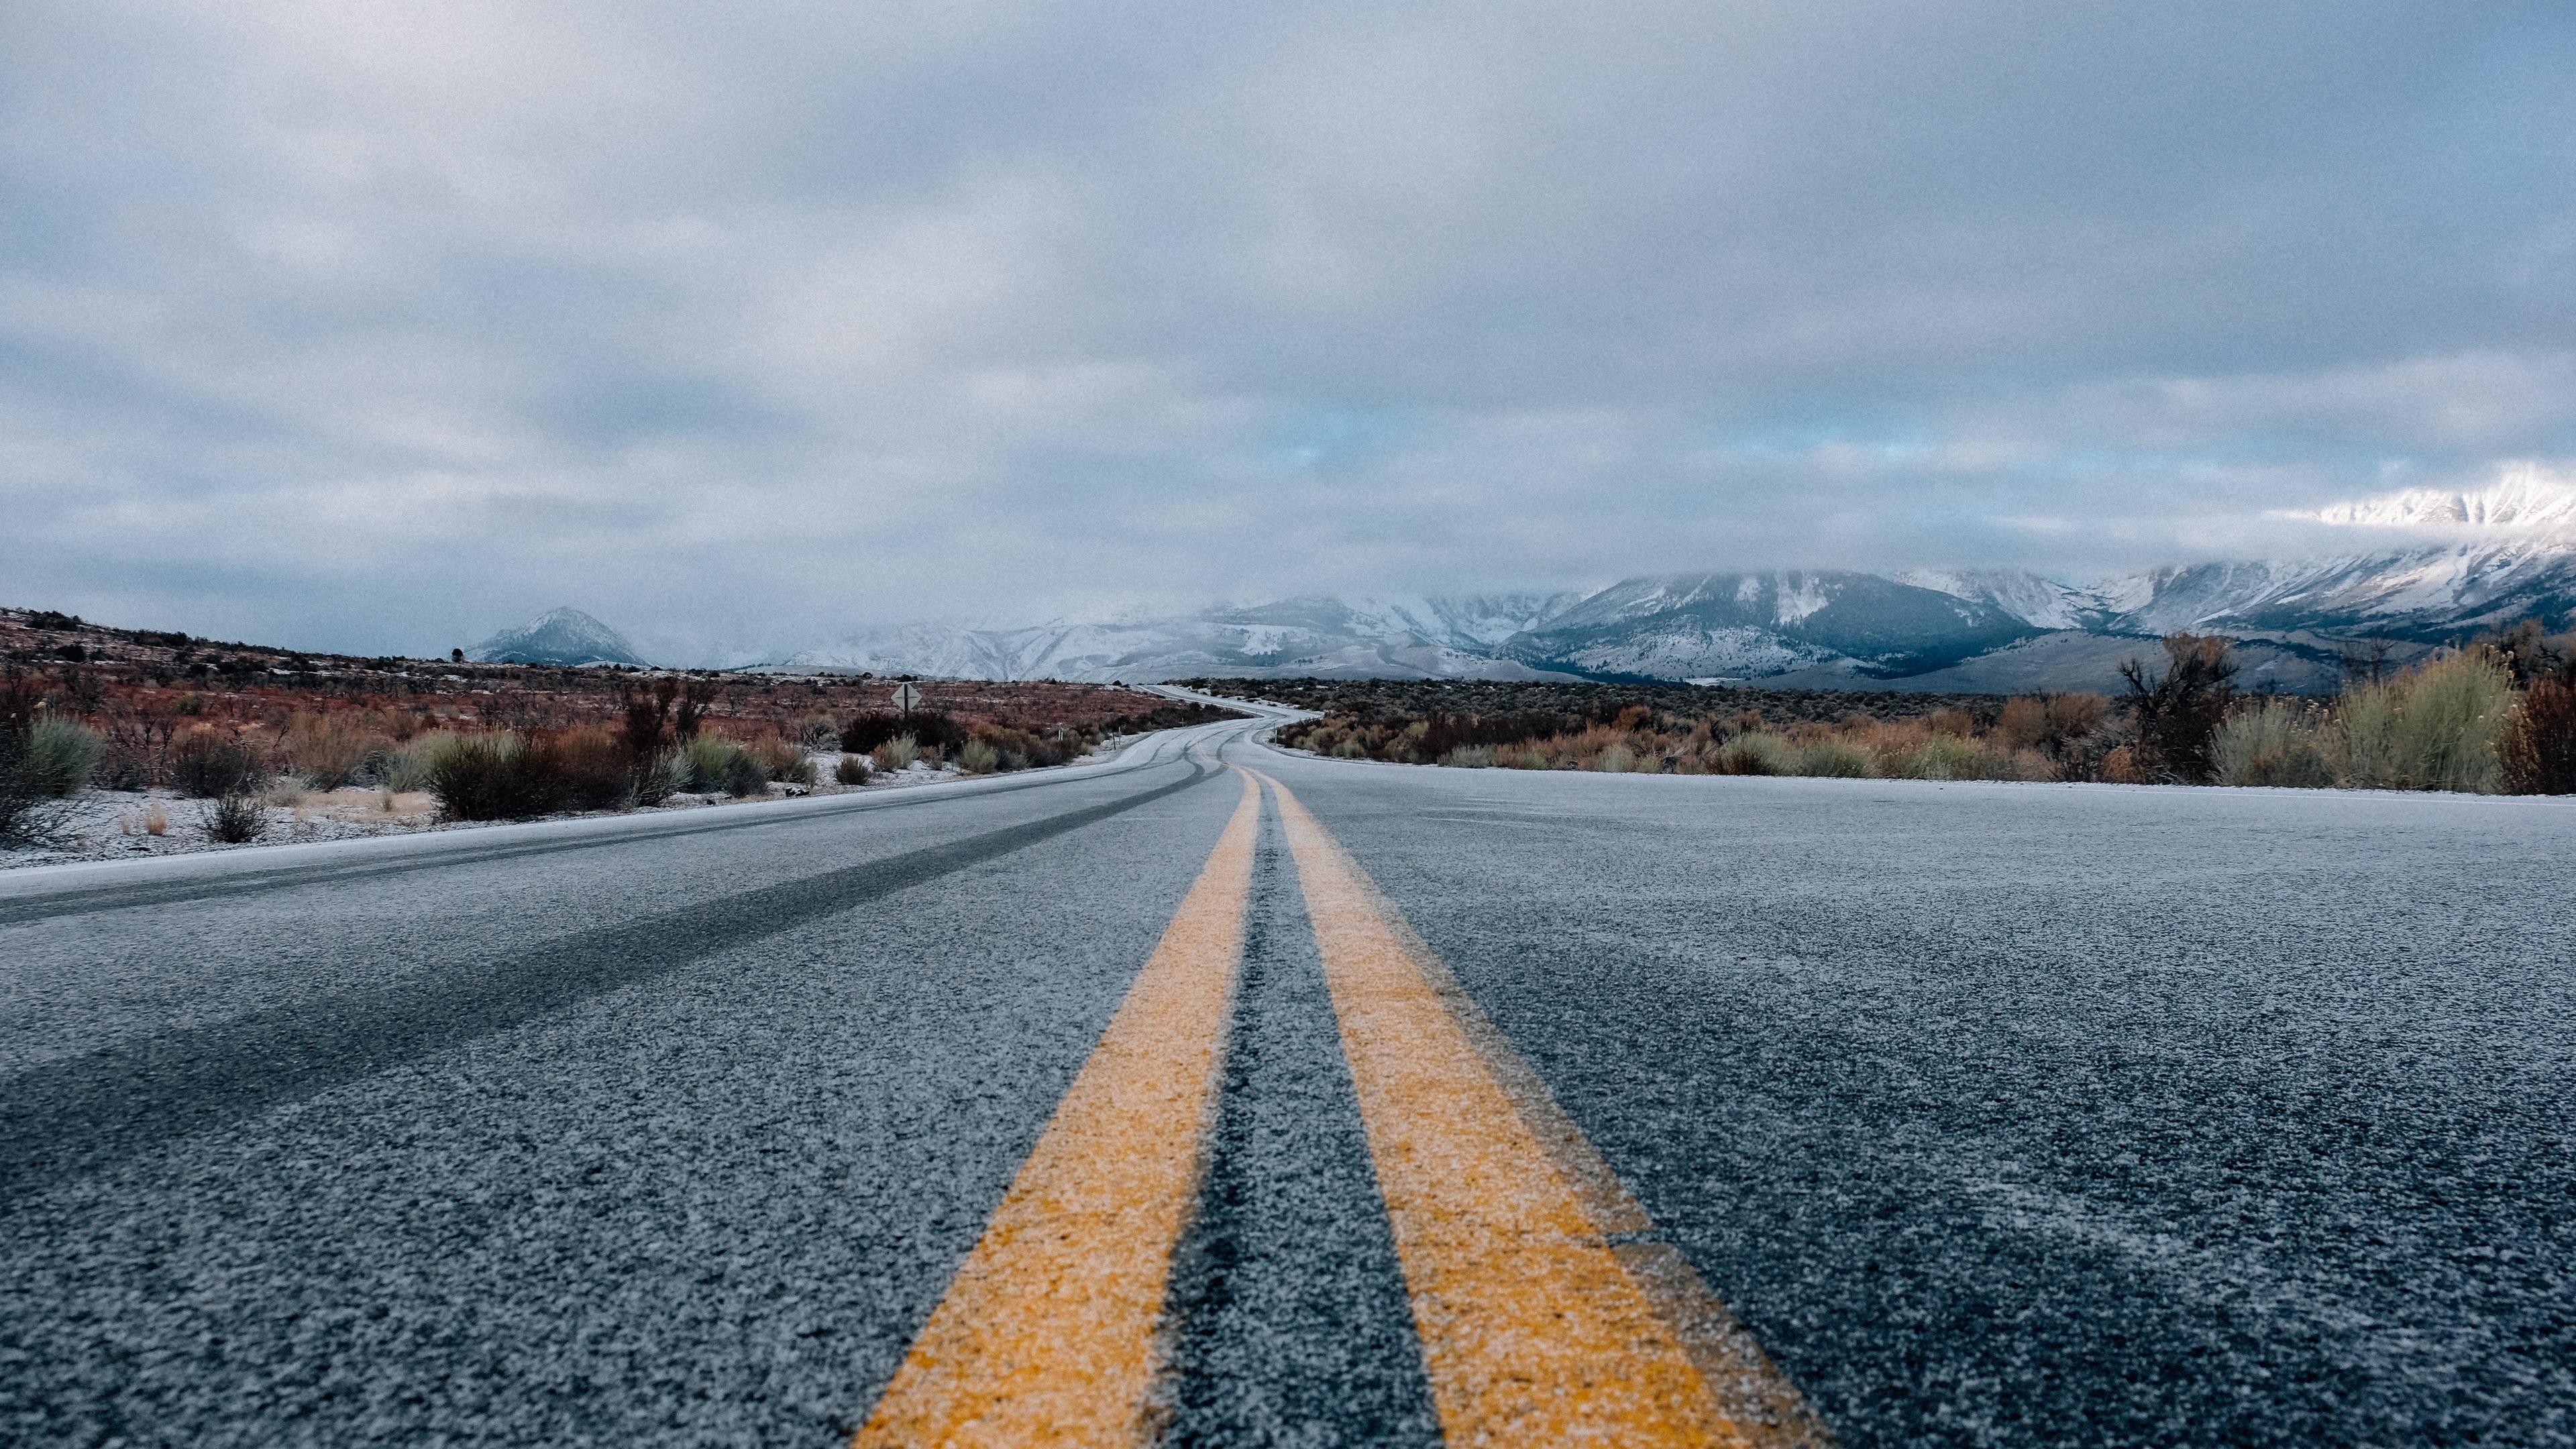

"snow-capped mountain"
[467, 607, 649, 666]
[1493, 572, 2041, 681]
[732, 473, 2576, 693]
[770, 594, 1591, 682]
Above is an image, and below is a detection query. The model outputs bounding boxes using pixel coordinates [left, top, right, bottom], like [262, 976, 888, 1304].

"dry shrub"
[173, 729, 266, 798]
[1926, 708, 1977, 739]
[1996, 696, 2049, 750]
[747, 735, 816, 785]
[2049, 693, 2108, 738]
[871, 735, 920, 771]
[282, 712, 381, 790]
[2500, 678, 2576, 795]
[205, 794, 264, 843]
[835, 753, 871, 785]
[428, 729, 633, 820]
[2100, 745, 2151, 784]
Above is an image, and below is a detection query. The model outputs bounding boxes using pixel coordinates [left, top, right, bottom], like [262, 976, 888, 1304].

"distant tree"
[451, 647, 464, 663]
[2119, 633, 2239, 784]
[2339, 637, 2394, 689]
[2470, 617, 2570, 689]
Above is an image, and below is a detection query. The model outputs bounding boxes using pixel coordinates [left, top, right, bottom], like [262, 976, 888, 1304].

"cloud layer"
[5, 0, 2573, 659]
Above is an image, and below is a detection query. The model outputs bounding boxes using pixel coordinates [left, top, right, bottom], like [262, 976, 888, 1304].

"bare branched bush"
[2501, 680, 2576, 794]
[2119, 634, 2239, 783]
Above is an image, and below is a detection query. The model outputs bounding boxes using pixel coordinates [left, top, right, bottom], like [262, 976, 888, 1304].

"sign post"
[892, 682, 920, 721]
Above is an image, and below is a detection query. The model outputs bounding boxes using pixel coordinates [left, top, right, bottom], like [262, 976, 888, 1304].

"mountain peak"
[2303, 466, 2576, 533]
[467, 606, 647, 666]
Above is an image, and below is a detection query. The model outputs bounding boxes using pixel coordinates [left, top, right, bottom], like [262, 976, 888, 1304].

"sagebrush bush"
[378, 731, 455, 792]
[685, 734, 769, 796]
[796, 715, 842, 752]
[633, 748, 690, 805]
[28, 716, 103, 797]
[2214, 699, 2334, 788]
[2501, 680, 2576, 794]
[871, 735, 920, 771]
[173, 731, 266, 798]
[958, 739, 1002, 773]
[1799, 738, 1875, 777]
[1717, 733, 1795, 775]
[2332, 650, 2514, 792]
[1438, 745, 1493, 767]
[1, 681, 54, 843]
[835, 753, 871, 785]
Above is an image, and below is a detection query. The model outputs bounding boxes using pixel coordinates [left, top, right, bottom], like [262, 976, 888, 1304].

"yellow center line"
[852, 764, 1261, 1449]
[1250, 767, 1835, 1449]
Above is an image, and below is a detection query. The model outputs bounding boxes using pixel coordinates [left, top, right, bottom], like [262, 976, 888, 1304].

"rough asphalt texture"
[5, 714, 2572, 1446]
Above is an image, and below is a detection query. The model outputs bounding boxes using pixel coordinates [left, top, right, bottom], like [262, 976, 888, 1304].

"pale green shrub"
[2214, 699, 2332, 787]
[959, 739, 1002, 773]
[1893, 734, 2021, 781]
[1719, 733, 1796, 775]
[28, 716, 103, 797]
[2392, 651, 2512, 792]
[1798, 738, 1876, 778]
[1438, 745, 1493, 767]
[686, 733, 769, 795]
[2328, 651, 2514, 792]
[1593, 743, 1638, 773]
[872, 734, 921, 771]
[379, 731, 460, 792]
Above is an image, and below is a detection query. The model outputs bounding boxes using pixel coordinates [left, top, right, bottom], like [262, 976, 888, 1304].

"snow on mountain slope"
[467, 607, 649, 666]
[731, 472, 2576, 690]
[765, 593, 1588, 681]
[1499, 572, 2041, 680]
[2301, 466, 2576, 533]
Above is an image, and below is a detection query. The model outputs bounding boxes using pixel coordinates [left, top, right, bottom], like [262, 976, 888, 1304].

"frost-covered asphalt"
[6, 714, 2573, 1447]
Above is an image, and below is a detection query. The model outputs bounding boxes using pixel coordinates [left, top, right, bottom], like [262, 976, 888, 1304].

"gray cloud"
[4, 0, 2572, 659]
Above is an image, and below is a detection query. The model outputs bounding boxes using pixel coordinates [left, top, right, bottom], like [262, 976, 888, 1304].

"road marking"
[852, 767, 1260, 1449]
[1253, 767, 1835, 1449]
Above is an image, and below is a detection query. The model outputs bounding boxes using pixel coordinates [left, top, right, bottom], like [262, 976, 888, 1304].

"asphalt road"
[5, 709, 2571, 1447]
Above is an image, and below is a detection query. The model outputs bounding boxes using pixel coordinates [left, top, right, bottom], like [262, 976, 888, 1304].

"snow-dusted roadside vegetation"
[0, 606, 1242, 865]
[1215, 624, 2576, 795]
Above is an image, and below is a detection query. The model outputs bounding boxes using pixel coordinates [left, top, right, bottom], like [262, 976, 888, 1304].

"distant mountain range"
[518, 475, 2576, 693]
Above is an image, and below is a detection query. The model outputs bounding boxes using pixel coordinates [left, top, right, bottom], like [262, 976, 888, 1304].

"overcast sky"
[5, 1, 2573, 659]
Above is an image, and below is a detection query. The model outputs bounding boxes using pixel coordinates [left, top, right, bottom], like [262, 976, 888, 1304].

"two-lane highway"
[6, 710, 2572, 1446]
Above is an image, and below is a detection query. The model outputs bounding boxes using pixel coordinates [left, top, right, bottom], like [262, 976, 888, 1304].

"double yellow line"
[855, 761, 1831, 1448]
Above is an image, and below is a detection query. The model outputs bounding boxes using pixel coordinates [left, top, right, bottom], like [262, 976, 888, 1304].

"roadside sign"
[892, 682, 920, 716]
